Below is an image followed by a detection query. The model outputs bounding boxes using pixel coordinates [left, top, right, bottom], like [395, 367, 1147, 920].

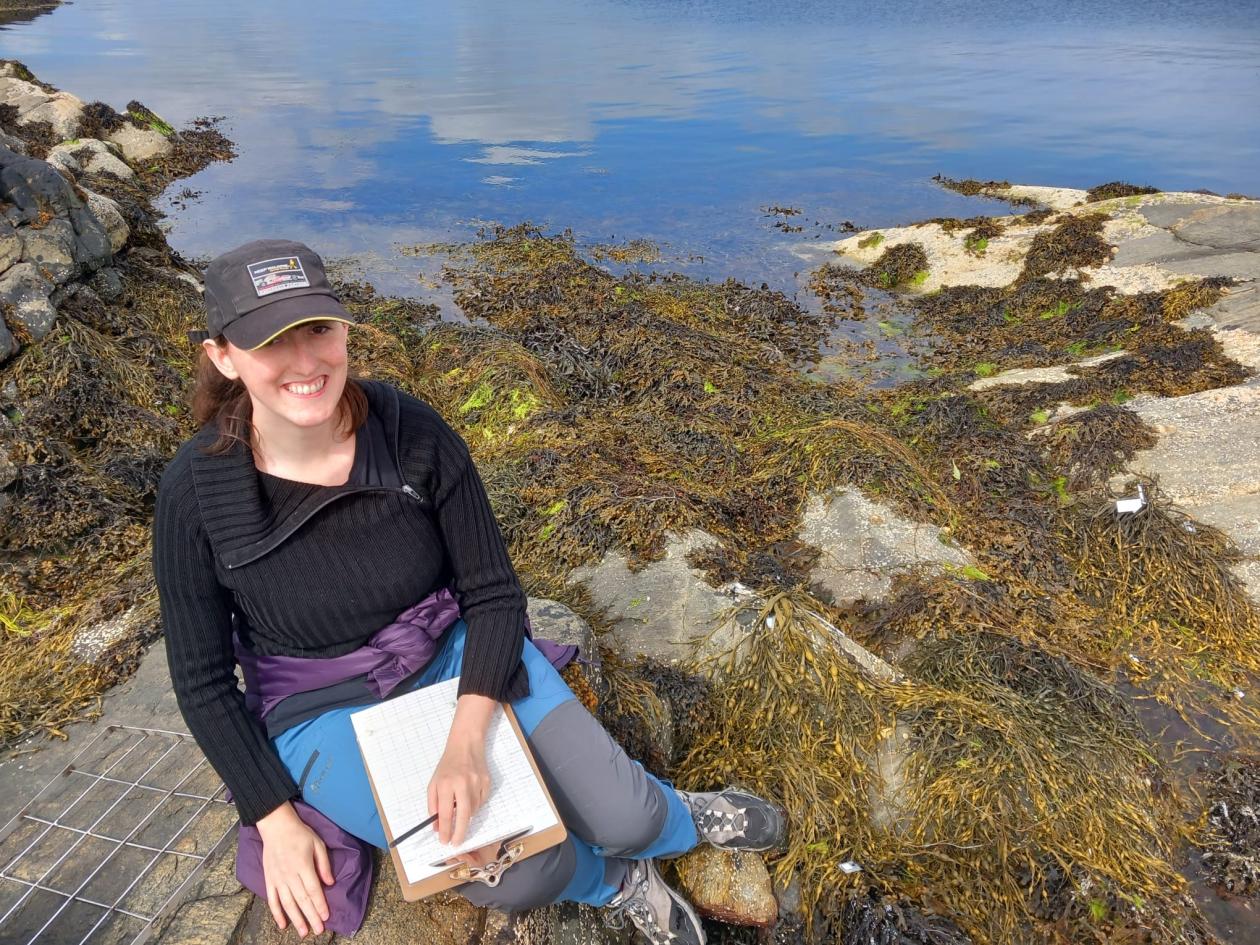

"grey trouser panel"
[457, 699, 670, 910]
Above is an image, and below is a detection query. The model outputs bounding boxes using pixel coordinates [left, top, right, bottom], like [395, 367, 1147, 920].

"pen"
[389, 811, 439, 849]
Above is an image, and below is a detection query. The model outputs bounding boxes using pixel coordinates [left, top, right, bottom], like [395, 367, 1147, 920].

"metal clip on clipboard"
[432, 827, 532, 887]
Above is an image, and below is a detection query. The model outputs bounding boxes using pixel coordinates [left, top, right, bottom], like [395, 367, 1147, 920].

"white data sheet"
[350, 676, 559, 885]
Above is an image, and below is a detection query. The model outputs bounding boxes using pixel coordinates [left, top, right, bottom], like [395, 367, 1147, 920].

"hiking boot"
[676, 787, 787, 853]
[605, 857, 705, 945]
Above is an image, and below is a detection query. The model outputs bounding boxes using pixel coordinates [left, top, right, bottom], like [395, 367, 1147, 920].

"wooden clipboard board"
[360, 702, 567, 901]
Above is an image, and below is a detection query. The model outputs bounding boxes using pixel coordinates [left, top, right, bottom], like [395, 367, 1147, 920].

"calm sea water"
[2, 0, 1258, 295]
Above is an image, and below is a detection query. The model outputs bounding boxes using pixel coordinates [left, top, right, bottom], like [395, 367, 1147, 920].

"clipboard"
[351, 681, 568, 900]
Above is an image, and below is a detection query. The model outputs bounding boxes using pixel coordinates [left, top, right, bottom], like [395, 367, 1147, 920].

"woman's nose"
[289, 334, 321, 371]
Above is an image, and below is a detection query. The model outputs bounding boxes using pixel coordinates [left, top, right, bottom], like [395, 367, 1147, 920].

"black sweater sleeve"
[426, 410, 530, 701]
[152, 456, 298, 826]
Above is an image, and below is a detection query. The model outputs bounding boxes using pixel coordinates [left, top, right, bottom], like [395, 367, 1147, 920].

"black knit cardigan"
[152, 380, 529, 825]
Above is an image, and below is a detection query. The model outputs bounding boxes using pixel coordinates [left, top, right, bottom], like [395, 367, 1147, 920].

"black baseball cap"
[189, 239, 356, 350]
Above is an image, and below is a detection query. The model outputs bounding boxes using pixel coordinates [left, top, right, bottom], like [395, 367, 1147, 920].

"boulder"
[673, 847, 778, 927]
[19, 216, 76, 283]
[83, 189, 129, 253]
[44, 144, 80, 178]
[527, 596, 604, 695]
[87, 265, 125, 302]
[0, 261, 55, 340]
[47, 138, 134, 180]
[0, 145, 117, 289]
[0, 77, 84, 139]
[108, 122, 172, 163]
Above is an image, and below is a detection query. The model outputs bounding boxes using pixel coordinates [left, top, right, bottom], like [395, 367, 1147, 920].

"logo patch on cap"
[247, 256, 311, 297]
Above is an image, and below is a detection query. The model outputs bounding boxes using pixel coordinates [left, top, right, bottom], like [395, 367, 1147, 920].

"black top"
[256, 407, 426, 739]
[152, 382, 529, 825]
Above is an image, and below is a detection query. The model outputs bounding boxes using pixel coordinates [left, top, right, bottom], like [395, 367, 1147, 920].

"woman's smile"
[283, 375, 328, 398]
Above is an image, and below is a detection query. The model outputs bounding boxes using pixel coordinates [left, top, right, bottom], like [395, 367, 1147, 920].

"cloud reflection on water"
[5, 0, 1258, 288]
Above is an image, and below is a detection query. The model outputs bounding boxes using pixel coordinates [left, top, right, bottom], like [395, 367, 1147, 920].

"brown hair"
[191, 337, 368, 455]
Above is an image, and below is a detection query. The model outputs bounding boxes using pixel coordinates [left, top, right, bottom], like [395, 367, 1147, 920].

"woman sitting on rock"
[152, 239, 784, 943]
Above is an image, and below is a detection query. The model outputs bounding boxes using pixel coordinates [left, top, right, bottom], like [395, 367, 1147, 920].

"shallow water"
[3, 0, 1259, 293]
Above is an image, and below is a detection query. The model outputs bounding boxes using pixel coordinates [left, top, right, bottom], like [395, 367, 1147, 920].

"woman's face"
[204, 320, 350, 433]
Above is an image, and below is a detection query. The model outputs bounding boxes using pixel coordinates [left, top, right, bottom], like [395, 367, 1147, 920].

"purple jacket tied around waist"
[231, 587, 578, 936]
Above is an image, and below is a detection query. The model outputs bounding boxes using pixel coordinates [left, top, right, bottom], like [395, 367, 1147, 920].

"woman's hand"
[256, 801, 334, 938]
[428, 694, 497, 847]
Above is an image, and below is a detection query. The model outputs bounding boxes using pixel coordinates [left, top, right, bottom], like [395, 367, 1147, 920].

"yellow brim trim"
[244, 316, 356, 351]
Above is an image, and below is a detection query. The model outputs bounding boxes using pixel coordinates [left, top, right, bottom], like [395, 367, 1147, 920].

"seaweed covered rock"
[0, 73, 84, 142]
[0, 66, 232, 749]
[673, 847, 778, 927]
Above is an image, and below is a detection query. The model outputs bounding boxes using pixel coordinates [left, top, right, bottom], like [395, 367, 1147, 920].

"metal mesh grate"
[0, 725, 236, 945]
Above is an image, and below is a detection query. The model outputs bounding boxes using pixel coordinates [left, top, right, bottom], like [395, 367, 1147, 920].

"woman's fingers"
[277, 885, 308, 938]
[314, 837, 335, 887]
[284, 878, 326, 938]
[438, 782, 457, 844]
[301, 869, 331, 927]
[452, 784, 472, 847]
[266, 882, 287, 930]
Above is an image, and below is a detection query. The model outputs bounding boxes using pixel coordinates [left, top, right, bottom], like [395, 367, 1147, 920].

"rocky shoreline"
[2, 62, 1259, 945]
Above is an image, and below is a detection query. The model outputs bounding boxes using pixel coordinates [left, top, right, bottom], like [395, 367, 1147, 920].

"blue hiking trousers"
[271, 619, 697, 908]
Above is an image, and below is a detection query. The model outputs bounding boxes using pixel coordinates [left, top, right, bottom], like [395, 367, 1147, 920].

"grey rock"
[0, 261, 55, 340]
[108, 123, 172, 163]
[47, 138, 134, 181]
[0, 146, 113, 278]
[1207, 283, 1260, 335]
[1, 378, 16, 400]
[0, 77, 52, 118]
[0, 128, 27, 155]
[0, 78, 84, 139]
[1113, 376, 1260, 604]
[0, 318, 13, 362]
[1175, 204, 1260, 252]
[1159, 250, 1260, 282]
[1139, 202, 1211, 230]
[0, 230, 21, 273]
[83, 189, 128, 254]
[88, 265, 125, 302]
[19, 216, 77, 283]
[527, 597, 595, 654]
[1119, 204, 1260, 282]
[800, 490, 972, 606]
[1, 143, 74, 224]
[44, 144, 81, 178]
[527, 596, 603, 695]
[569, 530, 748, 664]
[968, 350, 1127, 391]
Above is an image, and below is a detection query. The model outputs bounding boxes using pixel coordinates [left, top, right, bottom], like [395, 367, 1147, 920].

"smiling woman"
[154, 239, 784, 941]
